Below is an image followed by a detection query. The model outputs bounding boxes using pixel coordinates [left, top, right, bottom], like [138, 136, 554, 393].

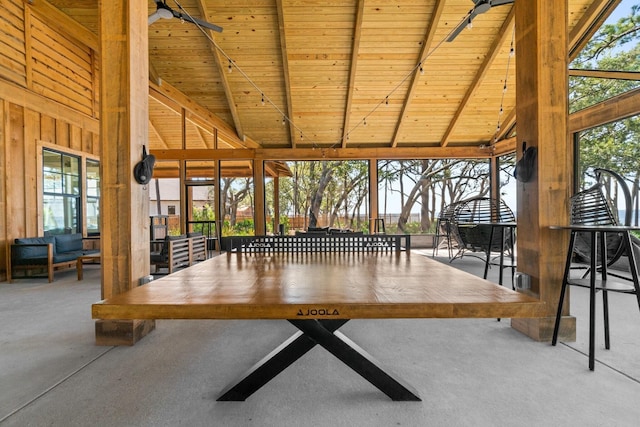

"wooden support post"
[97, 0, 155, 345]
[511, 0, 575, 341]
[369, 159, 378, 234]
[254, 160, 266, 235]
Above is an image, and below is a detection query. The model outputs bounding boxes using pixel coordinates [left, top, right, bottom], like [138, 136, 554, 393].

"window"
[42, 148, 100, 236]
[43, 149, 81, 235]
[86, 159, 100, 235]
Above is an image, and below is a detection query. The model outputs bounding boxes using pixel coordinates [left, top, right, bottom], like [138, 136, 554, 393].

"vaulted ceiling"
[49, 0, 613, 153]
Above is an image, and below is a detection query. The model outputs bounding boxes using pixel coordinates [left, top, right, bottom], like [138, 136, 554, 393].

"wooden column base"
[95, 319, 156, 346]
[511, 316, 576, 342]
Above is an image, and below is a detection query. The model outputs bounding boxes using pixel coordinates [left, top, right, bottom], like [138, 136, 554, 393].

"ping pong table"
[92, 251, 544, 401]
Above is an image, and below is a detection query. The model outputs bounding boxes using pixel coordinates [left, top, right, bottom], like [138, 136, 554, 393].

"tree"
[570, 5, 640, 224]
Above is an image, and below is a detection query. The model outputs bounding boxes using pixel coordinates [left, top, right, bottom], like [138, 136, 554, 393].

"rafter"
[341, 0, 365, 149]
[193, 0, 245, 141]
[390, 0, 446, 148]
[275, 0, 296, 148]
[440, 8, 515, 147]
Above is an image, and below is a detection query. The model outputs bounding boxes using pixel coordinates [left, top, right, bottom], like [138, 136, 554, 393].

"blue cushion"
[14, 237, 56, 259]
[55, 233, 83, 253]
[53, 252, 81, 263]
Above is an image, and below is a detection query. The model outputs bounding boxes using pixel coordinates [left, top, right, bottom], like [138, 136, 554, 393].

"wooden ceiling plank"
[390, 0, 446, 148]
[341, 0, 365, 149]
[149, 118, 170, 149]
[440, 8, 515, 147]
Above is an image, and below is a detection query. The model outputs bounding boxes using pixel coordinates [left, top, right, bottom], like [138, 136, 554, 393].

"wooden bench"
[93, 252, 544, 401]
[150, 234, 207, 274]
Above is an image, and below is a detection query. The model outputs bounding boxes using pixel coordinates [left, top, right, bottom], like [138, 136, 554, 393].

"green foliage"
[570, 5, 640, 113]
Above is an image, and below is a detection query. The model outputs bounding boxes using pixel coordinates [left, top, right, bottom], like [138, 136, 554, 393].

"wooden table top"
[92, 252, 544, 320]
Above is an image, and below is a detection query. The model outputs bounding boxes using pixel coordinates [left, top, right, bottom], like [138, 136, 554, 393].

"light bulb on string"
[466, 18, 473, 30]
[228, 59, 233, 73]
[419, 63, 424, 75]
[261, 94, 265, 106]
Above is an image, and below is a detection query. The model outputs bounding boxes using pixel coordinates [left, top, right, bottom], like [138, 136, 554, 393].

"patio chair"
[450, 197, 516, 261]
[552, 169, 640, 370]
[432, 202, 460, 259]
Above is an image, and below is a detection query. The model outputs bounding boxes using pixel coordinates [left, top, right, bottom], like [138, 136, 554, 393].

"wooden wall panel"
[40, 115, 56, 143]
[29, 13, 94, 116]
[0, 0, 26, 87]
[7, 103, 26, 241]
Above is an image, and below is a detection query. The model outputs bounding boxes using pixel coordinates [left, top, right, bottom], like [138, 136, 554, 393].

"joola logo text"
[296, 308, 340, 316]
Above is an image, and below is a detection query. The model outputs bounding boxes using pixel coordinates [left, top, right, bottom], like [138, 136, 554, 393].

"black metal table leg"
[217, 319, 348, 401]
[588, 231, 597, 371]
[289, 319, 421, 401]
[218, 319, 421, 402]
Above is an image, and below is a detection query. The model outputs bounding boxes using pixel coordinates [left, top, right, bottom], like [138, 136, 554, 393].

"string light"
[493, 25, 516, 143]
[175, 0, 501, 150]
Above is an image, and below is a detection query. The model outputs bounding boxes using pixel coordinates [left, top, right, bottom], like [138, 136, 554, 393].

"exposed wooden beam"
[148, 59, 162, 86]
[391, 0, 446, 148]
[194, 0, 245, 141]
[441, 8, 515, 147]
[149, 80, 260, 149]
[27, 0, 98, 51]
[275, 0, 296, 148]
[341, 0, 365, 149]
[568, 69, 640, 81]
[152, 145, 494, 162]
[569, 86, 640, 133]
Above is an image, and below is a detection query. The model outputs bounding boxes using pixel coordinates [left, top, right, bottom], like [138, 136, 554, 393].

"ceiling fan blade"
[148, 11, 162, 26]
[174, 11, 223, 33]
[446, 9, 480, 42]
[446, 0, 514, 42]
[490, 0, 516, 6]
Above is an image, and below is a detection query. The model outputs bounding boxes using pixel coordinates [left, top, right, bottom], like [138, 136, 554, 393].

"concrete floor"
[1, 252, 639, 426]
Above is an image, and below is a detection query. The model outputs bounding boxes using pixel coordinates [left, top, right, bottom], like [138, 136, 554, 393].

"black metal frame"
[217, 319, 421, 401]
[552, 227, 640, 370]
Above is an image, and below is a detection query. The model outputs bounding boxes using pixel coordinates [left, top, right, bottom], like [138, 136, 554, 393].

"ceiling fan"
[446, 0, 514, 42]
[148, 0, 223, 33]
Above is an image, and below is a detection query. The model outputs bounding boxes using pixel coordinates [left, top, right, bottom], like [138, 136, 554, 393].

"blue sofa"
[8, 233, 99, 282]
